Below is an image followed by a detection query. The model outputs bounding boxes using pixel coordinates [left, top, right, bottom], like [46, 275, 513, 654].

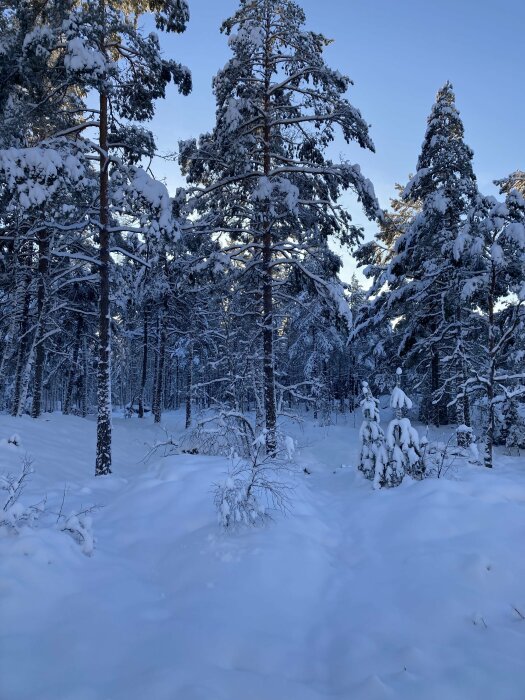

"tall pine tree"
[180, 0, 380, 452]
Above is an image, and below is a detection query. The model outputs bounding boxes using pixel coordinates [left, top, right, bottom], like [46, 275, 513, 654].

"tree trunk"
[175, 355, 180, 410]
[63, 316, 83, 415]
[31, 229, 51, 418]
[185, 341, 193, 429]
[16, 322, 40, 418]
[138, 307, 149, 418]
[153, 300, 167, 424]
[0, 244, 19, 408]
[431, 347, 440, 427]
[261, 4, 277, 455]
[11, 256, 32, 417]
[95, 54, 112, 476]
[79, 335, 89, 417]
[252, 360, 265, 436]
[455, 307, 471, 447]
[484, 265, 496, 469]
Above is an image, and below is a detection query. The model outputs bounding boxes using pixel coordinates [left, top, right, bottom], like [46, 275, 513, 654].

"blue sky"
[149, 0, 525, 280]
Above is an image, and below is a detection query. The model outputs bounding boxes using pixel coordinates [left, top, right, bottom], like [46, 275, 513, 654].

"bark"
[484, 265, 496, 469]
[138, 306, 149, 418]
[455, 307, 472, 447]
[11, 255, 32, 417]
[31, 229, 51, 418]
[260, 3, 277, 455]
[153, 299, 167, 424]
[252, 360, 265, 437]
[63, 316, 83, 415]
[185, 342, 193, 429]
[175, 355, 180, 410]
[16, 322, 39, 419]
[0, 236, 25, 410]
[79, 335, 88, 417]
[95, 49, 112, 476]
[431, 347, 441, 427]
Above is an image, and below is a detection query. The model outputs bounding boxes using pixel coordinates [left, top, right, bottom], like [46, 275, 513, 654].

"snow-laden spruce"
[384, 369, 425, 485]
[455, 189, 525, 467]
[355, 82, 478, 433]
[502, 398, 525, 455]
[357, 381, 388, 488]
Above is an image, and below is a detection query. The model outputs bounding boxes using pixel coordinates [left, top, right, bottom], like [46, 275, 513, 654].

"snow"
[22, 26, 54, 58]
[251, 176, 299, 213]
[229, 23, 265, 51]
[0, 147, 84, 210]
[64, 37, 107, 77]
[131, 167, 172, 230]
[1, 412, 525, 700]
[429, 190, 448, 214]
[490, 242, 504, 266]
[223, 96, 244, 130]
[390, 386, 413, 410]
[505, 221, 525, 245]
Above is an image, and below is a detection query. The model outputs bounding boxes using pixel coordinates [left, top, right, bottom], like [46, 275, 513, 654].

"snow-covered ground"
[1, 411, 525, 700]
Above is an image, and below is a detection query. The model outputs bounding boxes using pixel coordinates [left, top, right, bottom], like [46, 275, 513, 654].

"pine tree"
[495, 170, 525, 197]
[180, 0, 380, 452]
[355, 180, 420, 277]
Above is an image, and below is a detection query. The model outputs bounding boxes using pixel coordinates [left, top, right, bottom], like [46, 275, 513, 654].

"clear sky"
[148, 0, 525, 281]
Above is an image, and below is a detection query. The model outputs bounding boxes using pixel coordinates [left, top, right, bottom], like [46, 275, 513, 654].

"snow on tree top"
[64, 37, 108, 78]
[0, 147, 85, 210]
[390, 386, 413, 410]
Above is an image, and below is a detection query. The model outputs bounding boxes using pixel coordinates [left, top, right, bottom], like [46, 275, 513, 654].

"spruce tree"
[358, 381, 388, 489]
[504, 399, 525, 455]
[357, 83, 478, 430]
[385, 368, 424, 485]
[456, 190, 525, 467]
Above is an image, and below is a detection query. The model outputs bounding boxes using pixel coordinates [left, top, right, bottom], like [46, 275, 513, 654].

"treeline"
[0, 1, 523, 474]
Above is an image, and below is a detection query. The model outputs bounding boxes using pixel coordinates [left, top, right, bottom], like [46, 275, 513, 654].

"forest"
[1, 2, 524, 699]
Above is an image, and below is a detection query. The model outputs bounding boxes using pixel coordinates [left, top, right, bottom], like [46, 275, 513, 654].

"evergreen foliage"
[0, 3, 523, 480]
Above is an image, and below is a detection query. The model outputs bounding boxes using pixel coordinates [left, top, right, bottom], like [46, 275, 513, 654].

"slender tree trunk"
[455, 387, 468, 447]
[31, 229, 50, 418]
[17, 323, 40, 418]
[431, 347, 440, 427]
[321, 359, 331, 426]
[175, 355, 180, 410]
[185, 341, 193, 429]
[138, 307, 149, 418]
[80, 335, 88, 417]
[455, 308, 471, 447]
[260, 4, 277, 455]
[484, 265, 496, 469]
[463, 374, 471, 428]
[11, 257, 32, 417]
[95, 33, 112, 475]
[63, 316, 83, 415]
[0, 236, 20, 408]
[312, 328, 319, 420]
[261, 236, 277, 451]
[252, 359, 265, 436]
[456, 369, 472, 447]
[153, 300, 167, 424]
